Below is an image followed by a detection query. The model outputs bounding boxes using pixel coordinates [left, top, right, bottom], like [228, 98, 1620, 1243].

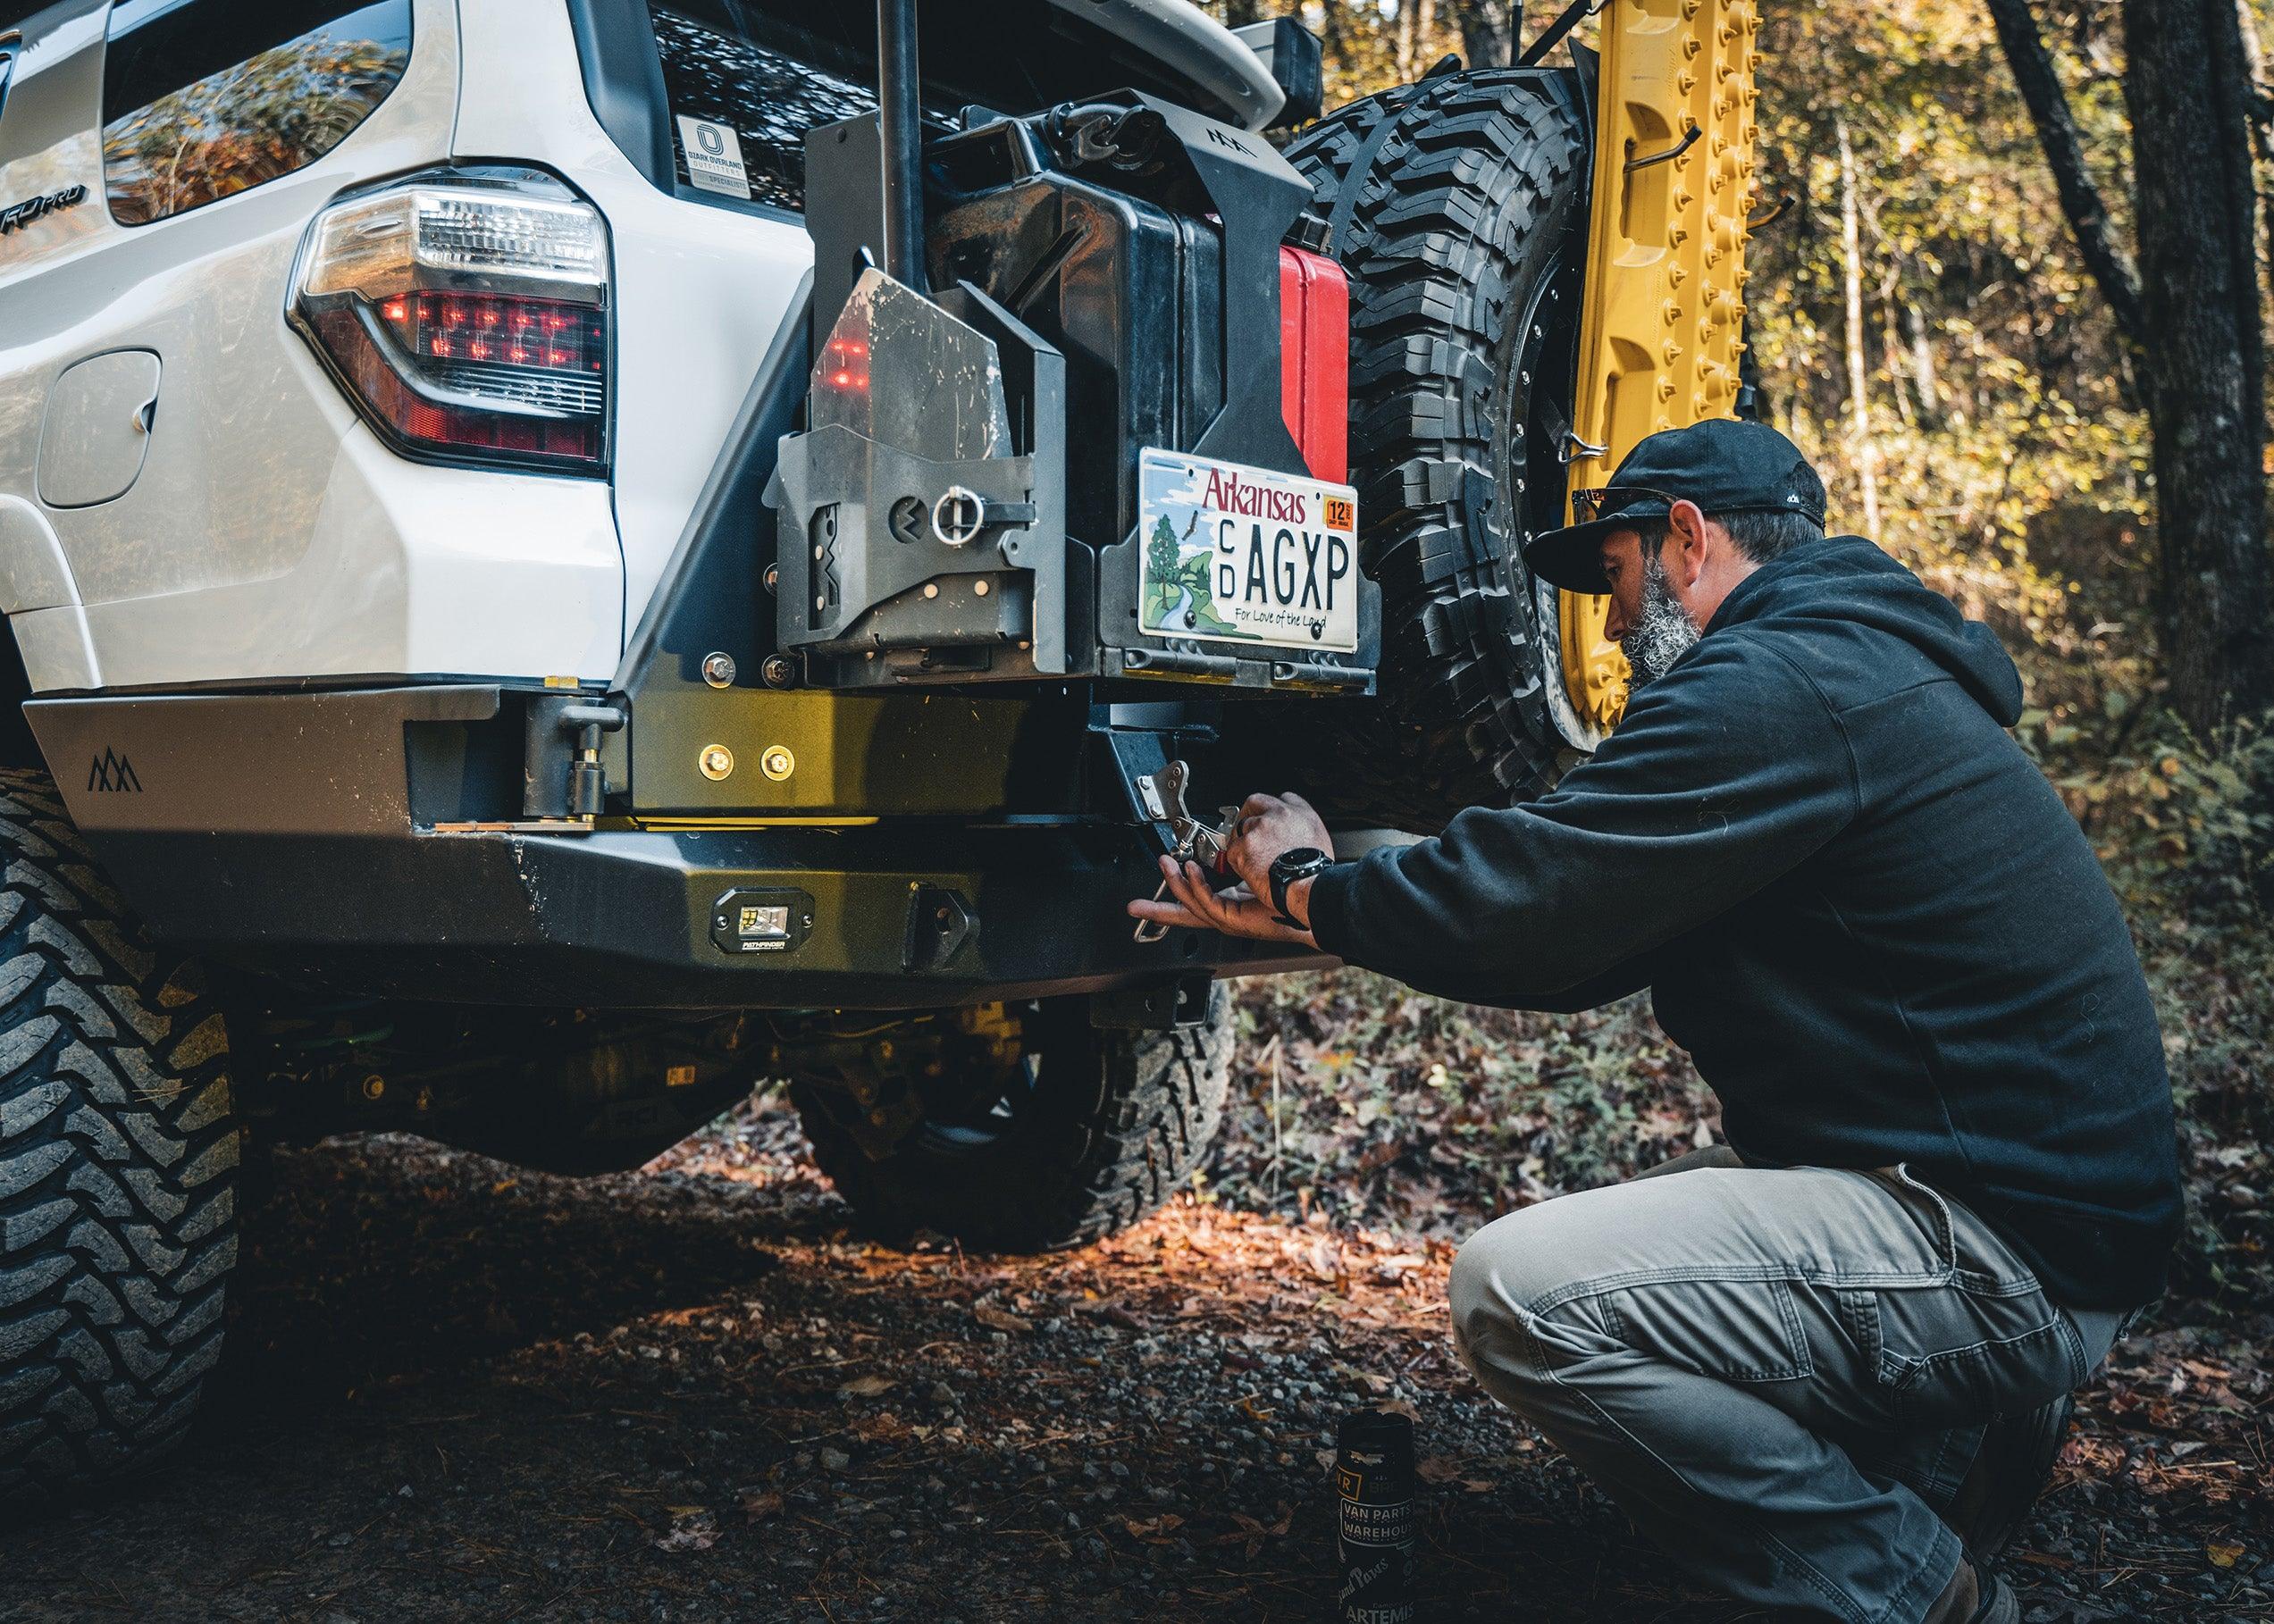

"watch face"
[1275, 847, 1327, 874]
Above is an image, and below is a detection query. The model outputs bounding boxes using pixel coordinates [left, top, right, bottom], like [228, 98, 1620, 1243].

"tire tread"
[795, 987, 1235, 1251]
[1287, 71, 1591, 826]
[0, 767, 236, 1509]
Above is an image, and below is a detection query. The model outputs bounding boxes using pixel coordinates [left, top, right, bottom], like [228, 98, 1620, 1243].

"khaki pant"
[1448, 1149, 2123, 1623]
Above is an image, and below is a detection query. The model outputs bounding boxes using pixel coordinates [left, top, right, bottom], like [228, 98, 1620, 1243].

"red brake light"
[289, 179, 611, 474]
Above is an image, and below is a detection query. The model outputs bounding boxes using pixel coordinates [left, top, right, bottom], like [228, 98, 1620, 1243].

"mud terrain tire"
[1284, 69, 1593, 826]
[0, 768, 237, 1510]
[794, 984, 1233, 1251]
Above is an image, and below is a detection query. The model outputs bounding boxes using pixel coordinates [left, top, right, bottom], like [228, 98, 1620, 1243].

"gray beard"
[1621, 549, 1701, 689]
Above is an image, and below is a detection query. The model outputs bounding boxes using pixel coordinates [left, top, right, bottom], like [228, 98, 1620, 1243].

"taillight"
[289, 174, 611, 473]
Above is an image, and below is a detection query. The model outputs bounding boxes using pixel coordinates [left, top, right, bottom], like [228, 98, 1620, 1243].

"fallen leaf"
[1415, 1456, 1462, 1485]
[973, 1302, 1031, 1334]
[652, 1509, 718, 1553]
[837, 1374, 895, 1399]
[741, 1491, 784, 1523]
[1122, 1512, 1185, 1538]
[2209, 1543, 2245, 1570]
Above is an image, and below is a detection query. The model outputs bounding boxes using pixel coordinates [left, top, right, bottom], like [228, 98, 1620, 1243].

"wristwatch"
[1267, 847, 1336, 929]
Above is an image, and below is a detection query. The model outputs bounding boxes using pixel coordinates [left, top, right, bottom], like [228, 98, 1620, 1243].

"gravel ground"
[0, 1100, 2266, 1623]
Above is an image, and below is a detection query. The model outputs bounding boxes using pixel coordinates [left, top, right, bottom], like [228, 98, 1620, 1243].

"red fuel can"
[1280, 243, 1351, 485]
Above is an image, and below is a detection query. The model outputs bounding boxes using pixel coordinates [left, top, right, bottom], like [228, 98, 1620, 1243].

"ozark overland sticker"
[675, 116, 751, 199]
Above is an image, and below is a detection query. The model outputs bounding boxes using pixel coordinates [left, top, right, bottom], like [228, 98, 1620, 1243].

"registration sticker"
[1136, 448, 1360, 653]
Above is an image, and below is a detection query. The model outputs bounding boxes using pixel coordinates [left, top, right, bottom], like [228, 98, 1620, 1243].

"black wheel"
[1280, 68, 1595, 829]
[791, 986, 1233, 1251]
[0, 768, 238, 1511]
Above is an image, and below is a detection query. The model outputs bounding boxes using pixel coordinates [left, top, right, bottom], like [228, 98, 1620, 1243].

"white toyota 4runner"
[0, 0, 1609, 1505]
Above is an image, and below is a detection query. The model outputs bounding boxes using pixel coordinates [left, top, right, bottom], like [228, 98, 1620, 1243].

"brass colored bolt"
[923, 582, 940, 599]
[974, 579, 990, 597]
[700, 744, 734, 781]
[361, 1074, 385, 1101]
[761, 745, 795, 782]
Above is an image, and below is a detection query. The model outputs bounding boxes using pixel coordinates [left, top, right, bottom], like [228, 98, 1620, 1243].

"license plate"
[1136, 448, 1360, 654]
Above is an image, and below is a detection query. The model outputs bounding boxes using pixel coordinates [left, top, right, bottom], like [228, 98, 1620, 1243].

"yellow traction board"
[1557, 0, 1760, 737]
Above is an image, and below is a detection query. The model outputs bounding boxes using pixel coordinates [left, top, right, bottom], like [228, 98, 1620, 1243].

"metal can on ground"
[1335, 1408, 1415, 1624]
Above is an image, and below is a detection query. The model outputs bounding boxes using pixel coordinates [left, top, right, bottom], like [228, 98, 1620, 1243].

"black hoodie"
[1307, 535, 2181, 1310]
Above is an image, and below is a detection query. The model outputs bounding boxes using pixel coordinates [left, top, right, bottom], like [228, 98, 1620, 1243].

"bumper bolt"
[761, 654, 796, 689]
[700, 744, 734, 781]
[701, 652, 736, 688]
[360, 1074, 385, 1101]
[760, 745, 795, 782]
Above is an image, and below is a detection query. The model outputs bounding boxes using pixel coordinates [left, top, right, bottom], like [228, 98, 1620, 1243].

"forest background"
[1190, 0, 2274, 1326]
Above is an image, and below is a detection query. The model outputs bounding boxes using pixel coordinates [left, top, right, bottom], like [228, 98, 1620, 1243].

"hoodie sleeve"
[1305, 635, 1859, 1009]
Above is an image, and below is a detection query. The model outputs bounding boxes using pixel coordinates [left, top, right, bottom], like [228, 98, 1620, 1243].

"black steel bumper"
[26, 687, 1318, 1009]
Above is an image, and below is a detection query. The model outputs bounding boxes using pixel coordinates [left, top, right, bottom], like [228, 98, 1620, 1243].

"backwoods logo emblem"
[88, 749, 141, 793]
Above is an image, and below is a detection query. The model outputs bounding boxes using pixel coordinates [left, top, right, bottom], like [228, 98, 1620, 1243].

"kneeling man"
[1130, 420, 2179, 1624]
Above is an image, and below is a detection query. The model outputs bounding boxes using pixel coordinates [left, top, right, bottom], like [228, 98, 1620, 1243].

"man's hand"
[1126, 790, 1333, 945]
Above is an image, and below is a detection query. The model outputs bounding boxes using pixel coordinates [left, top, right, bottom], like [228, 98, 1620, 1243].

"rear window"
[101, 0, 412, 227]
[650, 6, 912, 213]
[644, 0, 1238, 214]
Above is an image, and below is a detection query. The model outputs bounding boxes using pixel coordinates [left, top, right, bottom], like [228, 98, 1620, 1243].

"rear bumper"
[26, 687, 1315, 1009]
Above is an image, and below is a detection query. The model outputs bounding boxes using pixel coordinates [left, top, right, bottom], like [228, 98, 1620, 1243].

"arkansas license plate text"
[1136, 448, 1360, 654]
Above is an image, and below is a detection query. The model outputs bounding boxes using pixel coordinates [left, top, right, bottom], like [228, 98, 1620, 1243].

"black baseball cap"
[1523, 418, 1828, 596]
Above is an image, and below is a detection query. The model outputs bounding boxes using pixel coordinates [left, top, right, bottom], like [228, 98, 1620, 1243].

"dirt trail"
[1, 1106, 2264, 1622]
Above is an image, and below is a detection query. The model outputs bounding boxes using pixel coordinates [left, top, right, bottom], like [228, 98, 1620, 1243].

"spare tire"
[1277, 69, 1597, 830]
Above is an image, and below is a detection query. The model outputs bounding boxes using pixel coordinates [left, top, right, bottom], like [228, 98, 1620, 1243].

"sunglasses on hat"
[1572, 484, 1686, 523]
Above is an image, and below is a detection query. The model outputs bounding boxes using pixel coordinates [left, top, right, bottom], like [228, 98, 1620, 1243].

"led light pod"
[289, 172, 611, 473]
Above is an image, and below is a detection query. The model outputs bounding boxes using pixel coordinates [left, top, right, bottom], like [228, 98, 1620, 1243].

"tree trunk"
[1985, 0, 2145, 342]
[2231, 0, 2274, 315]
[2124, 0, 2274, 736]
[1837, 121, 1883, 542]
[1450, 0, 1514, 68]
[1906, 298, 1942, 430]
